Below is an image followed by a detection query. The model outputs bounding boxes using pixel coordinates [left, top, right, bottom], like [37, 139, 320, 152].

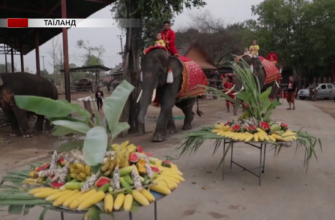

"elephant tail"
[196, 98, 203, 117]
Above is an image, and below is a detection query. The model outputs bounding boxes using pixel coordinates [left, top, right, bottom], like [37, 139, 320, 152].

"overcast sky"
[1, 0, 263, 74]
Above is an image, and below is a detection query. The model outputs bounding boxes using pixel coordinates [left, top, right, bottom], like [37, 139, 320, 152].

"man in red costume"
[161, 21, 179, 56]
[266, 49, 278, 64]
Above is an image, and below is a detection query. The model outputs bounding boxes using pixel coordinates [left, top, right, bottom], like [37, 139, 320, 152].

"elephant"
[233, 56, 280, 113]
[0, 72, 58, 137]
[76, 78, 92, 92]
[138, 49, 200, 142]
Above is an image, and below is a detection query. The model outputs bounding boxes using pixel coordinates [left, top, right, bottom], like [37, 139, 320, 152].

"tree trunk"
[120, 0, 145, 136]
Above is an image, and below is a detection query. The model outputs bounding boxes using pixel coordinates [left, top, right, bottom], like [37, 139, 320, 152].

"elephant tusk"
[136, 90, 143, 103]
[233, 86, 244, 95]
[275, 81, 280, 88]
[225, 85, 235, 94]
[151, 89, 156, 102]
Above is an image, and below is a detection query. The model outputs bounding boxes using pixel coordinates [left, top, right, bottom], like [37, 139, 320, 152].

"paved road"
[1, 100, 335, 220]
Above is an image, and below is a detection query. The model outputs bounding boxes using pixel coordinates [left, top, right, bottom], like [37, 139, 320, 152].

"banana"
[271, 134, 283, 141]
[101, 159, 111, 172]
[254, 133, 259, 142]
[245, 135, 253, 142]
[268, 135, 276, 142]
[263, 134, 270, 141]
[85, 165, 91, 176]
[53, 190, 79, 206]
[74, 163, 85, 171]
[258, 133, 264, 141]
[257, 128, 267, 134]
[79, 172, 87, 179]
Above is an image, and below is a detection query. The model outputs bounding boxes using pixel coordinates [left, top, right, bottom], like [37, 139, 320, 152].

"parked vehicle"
[298, 83, 335, 100]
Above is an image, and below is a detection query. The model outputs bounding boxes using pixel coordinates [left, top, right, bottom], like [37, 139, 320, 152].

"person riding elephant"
[0, 72, 58, 137]
[161, 21, 179, 56]
[234, 56, 281, 110]
[138, 48, 207, 142]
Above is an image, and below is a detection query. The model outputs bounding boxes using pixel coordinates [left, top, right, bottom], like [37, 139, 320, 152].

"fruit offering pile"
[212, 118, 297, 142]
[23, 141, 183, 213]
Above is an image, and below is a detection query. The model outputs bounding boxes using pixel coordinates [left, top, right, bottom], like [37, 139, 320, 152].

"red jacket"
[161, 29, 179, 55]
[266, 52, 278, 61]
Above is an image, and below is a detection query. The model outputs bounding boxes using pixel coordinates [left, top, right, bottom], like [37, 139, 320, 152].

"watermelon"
[50, 182, 65, 188]
[161, 160, 171, 168]
[129, 153, 139, 163]
[145, 152, 153, 157]
[57, 157, 64, 165]
[35, 163, 50, 172]
[137, 146, 143, 153]
[95, 177, 110, 188]
[150, 166, 160, 173]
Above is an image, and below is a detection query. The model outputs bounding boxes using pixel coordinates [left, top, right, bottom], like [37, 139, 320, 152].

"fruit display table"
[49, 191, 164, 220]
[221, 139, 268, 186]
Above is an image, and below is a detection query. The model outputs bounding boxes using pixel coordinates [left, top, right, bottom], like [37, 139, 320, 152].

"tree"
[0, 62, 15, 73]
[76, 40, 105, 66]
[249, 0, 335, 77]
[175, 12, 246, 66]
[110, 0, 206, 135]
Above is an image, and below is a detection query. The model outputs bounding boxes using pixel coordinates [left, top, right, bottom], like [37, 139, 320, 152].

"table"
[50, 191, 165, 220]
[222, 139, 267, 186]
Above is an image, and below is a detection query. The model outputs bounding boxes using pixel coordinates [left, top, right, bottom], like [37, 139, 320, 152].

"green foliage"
[248, 0, 335, 76]
[77, 40, 106, 66]
[111, 0, 206, 48]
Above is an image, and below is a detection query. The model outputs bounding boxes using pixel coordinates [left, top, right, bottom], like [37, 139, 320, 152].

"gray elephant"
[0, 72, 58, 137]
[234, 56, 280, 113]
[138, 49, 201, 142]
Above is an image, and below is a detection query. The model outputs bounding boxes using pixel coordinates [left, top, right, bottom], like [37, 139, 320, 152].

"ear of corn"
[114, 193, 125, 211]
[34, 189, 60, 198]
[132, 190, 149, 206]
[149, 185, 171, 195]
[46, 190, 71, 201]
[104, 194, 114, 213]
[77, 191, 105, 211]
[140, 189, 155, 202]
[29, 187, 53, 195]
[123, 194, 133, 211]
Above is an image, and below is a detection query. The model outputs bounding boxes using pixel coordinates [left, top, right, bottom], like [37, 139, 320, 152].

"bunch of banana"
[69, 164, 92, 182]
[238, 111, 250, 120]
[101, 158, 116, 176]
[112, 141, 137, 168]
[212, 123, 231, 136]
[273, 130, 297, 142]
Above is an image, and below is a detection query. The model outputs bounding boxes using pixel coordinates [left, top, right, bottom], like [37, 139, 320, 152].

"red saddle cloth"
[235, 55, 282, 85]
[152, 55, 209, 107]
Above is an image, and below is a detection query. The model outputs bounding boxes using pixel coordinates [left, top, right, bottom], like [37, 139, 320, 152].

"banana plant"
[14, 80, 134, 174]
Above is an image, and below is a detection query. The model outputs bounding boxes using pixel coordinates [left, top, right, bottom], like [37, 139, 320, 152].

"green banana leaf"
[52, 120, 90, 135]
[83, 126, 108, 170]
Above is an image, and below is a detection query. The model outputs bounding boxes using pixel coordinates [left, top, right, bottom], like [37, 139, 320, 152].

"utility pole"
[116, 35, 125, 56]
[41, 56, 45, 70]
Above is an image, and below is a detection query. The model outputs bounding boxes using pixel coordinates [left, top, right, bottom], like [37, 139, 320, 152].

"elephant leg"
[3, 108, 21, 136]
[153, 86, 178, 142]
[176, 98, 195, 130]
[8, 98, 32, 138]
[34, 115, 44, 132]
[44, 118, 53, 133]
[166, 110, 177, 134]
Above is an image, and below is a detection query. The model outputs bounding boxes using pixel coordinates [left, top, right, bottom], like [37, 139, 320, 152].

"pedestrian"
[95, 87, 104, 110]
[286, 76, 298, 110]
[223, 75, 236, 115]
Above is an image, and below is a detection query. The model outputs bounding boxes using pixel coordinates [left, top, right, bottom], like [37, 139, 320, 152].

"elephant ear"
[0, 76, 3, 87]
[168, 57, 183, 78]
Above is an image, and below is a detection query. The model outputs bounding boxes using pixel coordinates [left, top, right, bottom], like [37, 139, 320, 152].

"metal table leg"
[129, 211, 133, 220]
[60, 212, 64, 220]
[230, 140, 234, 170]
[262, 144, 266, 173]
[259, 143, 263, 186]
[222, 140, 226, 180]
[154, 201, 157, 220]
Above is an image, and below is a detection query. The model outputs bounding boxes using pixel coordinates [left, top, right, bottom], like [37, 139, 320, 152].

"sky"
[1, 0, 263, 74]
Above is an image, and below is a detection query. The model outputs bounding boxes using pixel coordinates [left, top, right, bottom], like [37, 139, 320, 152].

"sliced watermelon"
[161, 160, 171, 168]
[57, 157, 64, 164]
[35, 163, 50, 172]
[50, 182, 65, 188]
[145, 152, 153, 157]
[129, 153, 139, 163]
[95, 177, 111, 188]
[137, 146, 143, 153]
[150, 166, 160, 173]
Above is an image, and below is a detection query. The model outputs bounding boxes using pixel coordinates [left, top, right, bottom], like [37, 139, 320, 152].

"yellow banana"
[245, 135, 253, 142]
[258, 133, 264, 141]
[254, 133, 259, 142]
[53, 190, 79, 207]
[268, 135, 276, 142]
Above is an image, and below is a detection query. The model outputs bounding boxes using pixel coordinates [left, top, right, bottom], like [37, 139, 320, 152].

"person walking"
[95, 87, 104, 110]
[223, 75, 236, 115]
[286, 76, 298, 110]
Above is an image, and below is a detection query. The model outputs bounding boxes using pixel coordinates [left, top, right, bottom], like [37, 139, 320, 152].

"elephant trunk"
[138, 86, 156, 124]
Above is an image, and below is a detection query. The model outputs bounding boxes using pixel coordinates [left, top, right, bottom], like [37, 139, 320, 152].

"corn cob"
[123, 194, 133, 211]
[132, 190, 149, 206]
[131, 167, 143, 191]
[81, 173, 99, 192]
[104, 194, 114, 213]
[77, 191, 105, 211]
[113, 166, 120, 190]
[141, 188, 155, 202]
[114, 193, 125, 211]
[49, 151, 58, 170]
[38, 169, 57, 178]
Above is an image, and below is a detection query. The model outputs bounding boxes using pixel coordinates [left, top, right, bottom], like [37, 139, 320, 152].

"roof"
[178, 42, 217, 70]
[0, 0, 115, 55]
[110, 62, 123, 75]
[60, 65, 111, 72]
